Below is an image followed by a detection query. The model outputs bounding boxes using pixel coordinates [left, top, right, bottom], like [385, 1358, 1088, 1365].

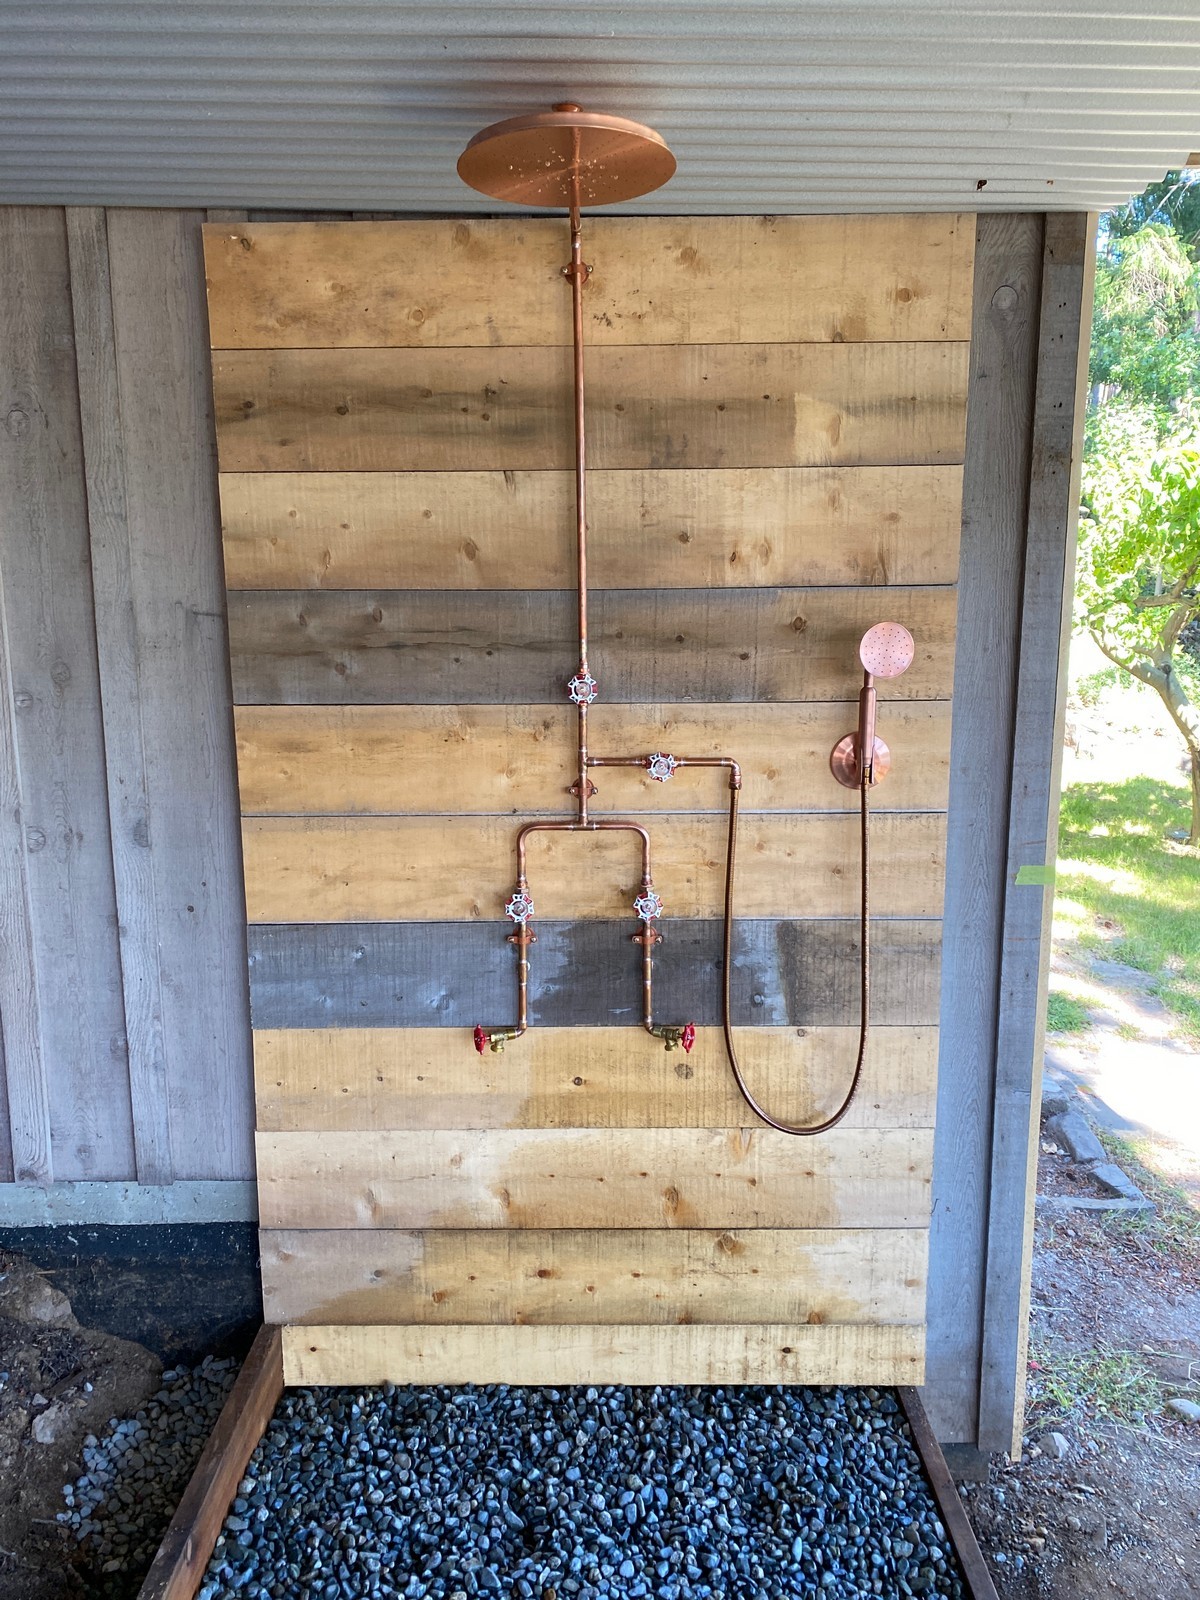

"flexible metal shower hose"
[720, 779, 870, 1136]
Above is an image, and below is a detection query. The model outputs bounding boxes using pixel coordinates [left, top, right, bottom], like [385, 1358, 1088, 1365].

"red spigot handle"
[681, 1023, 696, 1054]
[473, 1025, 487, 1055]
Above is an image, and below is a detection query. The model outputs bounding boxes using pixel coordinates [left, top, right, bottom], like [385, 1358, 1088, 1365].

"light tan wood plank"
[204, 215, 973, 349]
[235, 702, 953, 817]
[261, 1226, 928, 1326]
[219, 464, 963, 590]
[212, 341, 968, 473]
[241, 811, 946, 923]
[256, 1127, 933, 1230]
[281, 1321, 925, 1387]
[253, 1024, 939, 1132]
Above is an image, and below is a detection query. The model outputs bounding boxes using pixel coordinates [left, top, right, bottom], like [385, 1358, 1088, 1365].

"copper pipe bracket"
[568, 778, 598, 799]
[830, 733, 892, 790]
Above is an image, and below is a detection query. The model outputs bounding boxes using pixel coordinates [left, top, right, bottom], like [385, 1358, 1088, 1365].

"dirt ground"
[963, 1142, 1200, 1599]
[0, 1255, 162, 1600]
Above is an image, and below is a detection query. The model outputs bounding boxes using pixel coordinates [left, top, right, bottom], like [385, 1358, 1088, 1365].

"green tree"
[1089, 221, 1200, 416]
[1078, 405, 1200, 842]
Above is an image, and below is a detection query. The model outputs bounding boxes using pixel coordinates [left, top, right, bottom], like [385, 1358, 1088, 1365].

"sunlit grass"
[1098, 1132, 1200, 1254]
[1045, 992, 1093, 1034]
[1056, 777, 1200, 1039]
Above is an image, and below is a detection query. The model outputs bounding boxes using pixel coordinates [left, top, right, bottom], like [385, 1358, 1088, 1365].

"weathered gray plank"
[247, 918, 943, 1031]
[67, 205, 173, 1186]
[978, 213, 1096, 1457]
[0, 560, 51, 1182]
[228, 586, 956, 706]
[924, 215, 1045, 1446]
[0, 1014, 13, 1181]
[0, 206, 134, 1182]
[104, 208, 254, 1180]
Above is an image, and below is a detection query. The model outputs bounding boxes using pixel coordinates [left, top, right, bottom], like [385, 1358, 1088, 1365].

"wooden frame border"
[137, 1326, 284, 1600]
[139, 1326, 999, 1600]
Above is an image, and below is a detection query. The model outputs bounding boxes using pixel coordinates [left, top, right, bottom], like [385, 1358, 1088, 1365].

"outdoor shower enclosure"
[208, 207, 969, 1387]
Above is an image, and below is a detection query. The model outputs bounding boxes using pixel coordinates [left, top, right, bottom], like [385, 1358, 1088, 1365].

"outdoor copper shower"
[458, 106, 914, 1134]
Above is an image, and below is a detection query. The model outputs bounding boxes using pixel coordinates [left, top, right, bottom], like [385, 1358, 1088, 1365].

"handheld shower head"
[858, 621, 915, 680]
[830, 621, 915, 790]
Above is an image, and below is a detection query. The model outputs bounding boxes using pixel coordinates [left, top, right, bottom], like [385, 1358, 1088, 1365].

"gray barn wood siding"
[0, 205, 252, 1186]
[0, 206, 1089, 1451]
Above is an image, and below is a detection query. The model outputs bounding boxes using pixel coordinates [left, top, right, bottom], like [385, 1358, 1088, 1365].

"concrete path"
[1045, 953, 1200, 1191]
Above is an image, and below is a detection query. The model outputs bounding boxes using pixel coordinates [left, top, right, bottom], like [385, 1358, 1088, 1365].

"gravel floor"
[198, 1384, 967, 1600]
[57, 1354, 238, 1597]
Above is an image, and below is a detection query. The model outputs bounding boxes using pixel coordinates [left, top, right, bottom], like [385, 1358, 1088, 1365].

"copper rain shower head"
[457, 103, 676, 208]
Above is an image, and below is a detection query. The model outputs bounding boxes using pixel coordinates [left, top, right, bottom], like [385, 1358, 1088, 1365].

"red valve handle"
[473, 1025, 487, 1055]
[681, 1023, 696, 1054]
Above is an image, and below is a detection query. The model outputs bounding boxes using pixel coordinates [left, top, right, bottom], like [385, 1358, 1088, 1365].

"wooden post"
[977, 212, 1097, 1455]
[925, 213, 1043, 1444]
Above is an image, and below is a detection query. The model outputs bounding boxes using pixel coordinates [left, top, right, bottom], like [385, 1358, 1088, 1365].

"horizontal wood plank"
[256, 1126, 933, 1229]
[234, 701, 953, 816]
[247, 918, 943, 1030]
[204, 214, 974, 349]
[212, 341, 969, 472]
[253, 1024, 939, 1132]
[282, 1321, 925, 1386]
[228, 585, 957, 705]
[219, 464, 963, 590]
[241, 811, 947, 922]
[261, 1226, 928, 1326]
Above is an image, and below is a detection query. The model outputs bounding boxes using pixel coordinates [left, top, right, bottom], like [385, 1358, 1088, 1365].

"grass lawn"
[1054, 775, 1200, 1040]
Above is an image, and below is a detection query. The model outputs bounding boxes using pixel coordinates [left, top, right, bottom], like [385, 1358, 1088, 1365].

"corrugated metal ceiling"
[3, 2, 1199, 213]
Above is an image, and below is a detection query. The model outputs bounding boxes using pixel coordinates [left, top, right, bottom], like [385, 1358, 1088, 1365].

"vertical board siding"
[67, 205, 173, 1185]
[104, 209, 253, 1180]
[0, 204, 253, 1188]
[0, 207, 134, 1182]
[209, 214, 967, 1389]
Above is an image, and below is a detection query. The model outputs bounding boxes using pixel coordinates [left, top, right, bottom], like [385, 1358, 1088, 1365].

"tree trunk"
[1090, 626, 1200, 844]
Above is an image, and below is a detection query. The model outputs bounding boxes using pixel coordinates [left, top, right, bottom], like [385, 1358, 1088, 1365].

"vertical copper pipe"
[566, 203, 592, 824]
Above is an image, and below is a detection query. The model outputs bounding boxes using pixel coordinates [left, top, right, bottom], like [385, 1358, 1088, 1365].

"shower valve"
[567, 671, 598, 705]
[646, 752, 678, 782]
[505, 889, 536, 924]
[634, 888, 664, 922]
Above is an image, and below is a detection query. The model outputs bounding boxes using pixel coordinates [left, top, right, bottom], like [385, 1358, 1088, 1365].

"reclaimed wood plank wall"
[206, 212, 973, 1386]
[0, 207, 253, 1187]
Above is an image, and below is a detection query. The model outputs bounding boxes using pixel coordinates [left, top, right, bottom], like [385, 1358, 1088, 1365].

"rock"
[1038, 1431, 1070, 1460]
[32, 1401, 70, 1445]
[1167, 1398, 1200, 1423]
[1043, 1112, 1106, 1165]
[1090, 1162, 1150, 1205]
[1040, 1076, 1072, 1119]
[0, 1260, 77, 1327]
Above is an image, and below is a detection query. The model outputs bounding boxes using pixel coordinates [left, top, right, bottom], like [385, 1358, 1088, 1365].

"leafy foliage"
[1089, 223, 1200, 415]
[1078, 406, 1200, 681]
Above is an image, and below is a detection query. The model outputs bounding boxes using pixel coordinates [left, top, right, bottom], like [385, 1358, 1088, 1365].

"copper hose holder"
[830, 734, 892, 790]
